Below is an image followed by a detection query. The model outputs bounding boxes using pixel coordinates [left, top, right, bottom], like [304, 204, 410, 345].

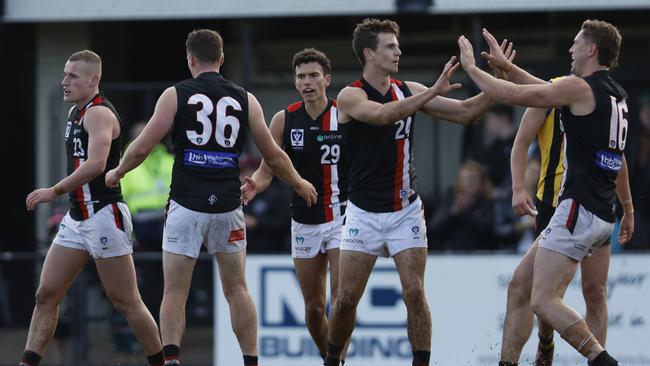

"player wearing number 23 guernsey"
[106, 29, 315, 366]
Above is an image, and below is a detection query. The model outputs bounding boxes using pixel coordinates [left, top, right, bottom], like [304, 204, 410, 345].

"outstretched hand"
[480, 28, 516, 75]
[431, 56, 462, 95]
[240, 176, 257, 206]
[457, 36, 477, 70]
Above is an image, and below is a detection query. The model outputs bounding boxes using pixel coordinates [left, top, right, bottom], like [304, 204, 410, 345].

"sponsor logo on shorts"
[400, 189, 409, 199]
[542, 227, 552, 239]
[290, 129, 304, 148]
[344, 227, 363, 244]
[166, 236, 180, 243]
[295, 236, 304, 245]
[294, 246, 310, 253]
[100, 237, 109, 250]
[228, 228, 245, 243]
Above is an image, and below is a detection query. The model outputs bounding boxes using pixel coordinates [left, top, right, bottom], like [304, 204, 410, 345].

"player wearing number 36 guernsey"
[106, 29, 316, 366]
[240, 48, 350, 363]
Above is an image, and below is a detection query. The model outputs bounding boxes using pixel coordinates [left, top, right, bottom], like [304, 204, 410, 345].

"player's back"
[170, 71, 249, 213]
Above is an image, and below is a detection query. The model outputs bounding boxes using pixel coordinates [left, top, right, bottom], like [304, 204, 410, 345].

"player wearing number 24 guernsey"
[106, 29, 316, 366]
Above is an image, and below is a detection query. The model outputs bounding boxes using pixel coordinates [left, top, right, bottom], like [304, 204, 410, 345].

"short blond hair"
[68, 50, 102, 66]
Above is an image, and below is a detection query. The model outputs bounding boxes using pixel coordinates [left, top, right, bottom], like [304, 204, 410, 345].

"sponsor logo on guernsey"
[317, 134, 343, 142]
[64, 122, 72, 138]
[595, 150, 622, 172]
[184, 150, 238, 169]
[208, 194, 218, 205]
[228, 228, 245, 243]
[290, 129, 304, 148]
[310, 126, 320, 131]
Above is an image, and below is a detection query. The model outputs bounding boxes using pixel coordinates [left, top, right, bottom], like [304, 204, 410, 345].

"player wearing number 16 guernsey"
[323, 18, 497, 366]
[106, 29, 316, 366]
[240, 48, 349, 363]
[460, 20, 631, 366]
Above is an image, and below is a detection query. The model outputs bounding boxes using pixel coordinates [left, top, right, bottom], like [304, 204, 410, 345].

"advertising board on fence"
[215, 254, 650, 365]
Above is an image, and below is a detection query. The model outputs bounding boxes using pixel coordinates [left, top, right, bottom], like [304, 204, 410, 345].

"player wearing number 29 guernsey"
[284, 99, 347, 224]
[171, 72, 249, 213]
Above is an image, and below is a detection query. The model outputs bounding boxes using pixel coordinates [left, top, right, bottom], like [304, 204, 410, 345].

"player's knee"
[222, 282, 248, 302]
[305, 301, 326, 320]
[402, 286, 426, 309]
[507, 274, 530, 303]
[34, 286, 63, 307]
[107, 291, 140, 315]
[334, 292, 359, 312]
[582, 280, 606, 308]
[530, 295, 550, 317]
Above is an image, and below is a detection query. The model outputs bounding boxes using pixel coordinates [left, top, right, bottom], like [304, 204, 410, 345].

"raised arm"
[27, 106, 117, 210]
[459, 35, 591, 109]
[240, 110, 284, 205]
[337, 56, 461, 125]
[511, 107, 547, 216]
[616, 154, 634, 244]
[247, 93, 316, 206]
[106, 87, 176, 187]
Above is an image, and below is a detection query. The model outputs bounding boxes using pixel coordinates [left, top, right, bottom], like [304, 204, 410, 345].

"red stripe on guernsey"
[565, 200, 579, 234]
[350, 80, 363, 88]
[287, 101, 303, 113]
[394, 139, 405, 211]
[111, 203, 125, 231]
[73, 158, 90, 219]
[390, 78, 403, 87]
[321, 107, 334, 221]
[390, 81, 411, 211]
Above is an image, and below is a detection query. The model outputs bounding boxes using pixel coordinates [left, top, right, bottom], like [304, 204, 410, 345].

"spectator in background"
[121, 120, 173, 250]
[239, 154, 291, 253]
[479, 104, 516, 190]
[627, 93, 650, 250]
[428, 160, 496, 251]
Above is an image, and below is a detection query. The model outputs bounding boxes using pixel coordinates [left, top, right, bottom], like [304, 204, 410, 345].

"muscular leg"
[580, 245, 610, 346]
[500, 242, 537, 363]
[531, 248, 603, 361]
[96, 254, 163, 355]
[326, 250, 377, 364]
[24, 245, 89, 355]
[294, 253, 328, 355]
[160, 251, 196, 348]
[327, 248, 350, 360]
[393, 248, 431, 353]
[216, 250, 258, 356]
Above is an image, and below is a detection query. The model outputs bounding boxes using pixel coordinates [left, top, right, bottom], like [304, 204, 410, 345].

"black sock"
[413, 350, 431, 366]
[321, 353, 327, 362]
[163, 344, 180, 365]
[243, 355, 258, 365]
[19, 351, 41, 366]
[498, 362, 518, 366]
[591, 350, 619, 366]
[147, 351, 165, 366]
